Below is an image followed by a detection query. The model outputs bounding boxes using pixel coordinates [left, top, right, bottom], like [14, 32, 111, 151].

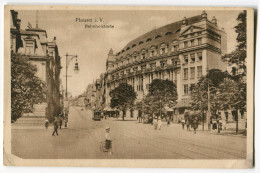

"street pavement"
[11, 107, 247, 159]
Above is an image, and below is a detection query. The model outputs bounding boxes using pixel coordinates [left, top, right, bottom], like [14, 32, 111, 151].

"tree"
[218, 78, 246, 134]
[141, 79, 178, 118]
[222, 10, 247, 76]
[11, 53, 46, 122]
[190, 69, 229, 115]
[109, 83, 137, 120]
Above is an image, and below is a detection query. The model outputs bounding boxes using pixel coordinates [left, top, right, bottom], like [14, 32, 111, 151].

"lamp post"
[65, 53, 79, 100]
[63, 53, 79, 128]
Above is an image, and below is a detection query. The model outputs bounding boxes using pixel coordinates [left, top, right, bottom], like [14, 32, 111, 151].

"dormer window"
[132, 44, 136, 48]
[165, 32, 173, 36]
[141, 53, 146, 59]
[146, 38, 152, 42]
[139, 41, 144, 45]
[190, 39, 195, 46]
[133, 55, 137, 61]
[155, 35, 162, 39]
[126, 47, 130, 51]
[161, 48, 166, 54]
[173, 45, 178, 52]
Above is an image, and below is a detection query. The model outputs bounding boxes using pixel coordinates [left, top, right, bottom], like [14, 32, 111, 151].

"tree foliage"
[190, 69, 229, 115]
[222, 10, 247, 76]
[190, 69, 246, 115]
[11, 53, 46, 122]
[139, 79, 178, 117]
[109, 83, 137, 120]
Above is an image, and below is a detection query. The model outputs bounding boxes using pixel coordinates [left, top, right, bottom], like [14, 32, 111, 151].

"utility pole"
[207, 79, 211, 130]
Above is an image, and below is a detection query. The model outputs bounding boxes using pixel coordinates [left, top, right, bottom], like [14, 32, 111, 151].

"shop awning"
[174, 98, 191, 109]
[164, 106, 174, 111]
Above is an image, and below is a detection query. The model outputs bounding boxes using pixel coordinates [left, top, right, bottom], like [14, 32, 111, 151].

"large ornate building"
[10, 10, 62, 121]
[103, 11, 228, 120]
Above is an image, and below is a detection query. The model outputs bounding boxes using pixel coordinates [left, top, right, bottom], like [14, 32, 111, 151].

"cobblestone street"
[11, 107, 246, 159]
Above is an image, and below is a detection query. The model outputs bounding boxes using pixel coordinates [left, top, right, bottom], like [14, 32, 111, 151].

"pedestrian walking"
[186, 118, 190, 131]
[44, 118, 49, 129]
[157, 116, 162, 130]
[59, 116, 63, 129]
[167, 116, 170, 126]
[105, 127, 112, 155]
[153, 115, 158, 130]
[193, 117, 198, 134]
[52, 117, 59, 136]
[181, 118, 185, 130]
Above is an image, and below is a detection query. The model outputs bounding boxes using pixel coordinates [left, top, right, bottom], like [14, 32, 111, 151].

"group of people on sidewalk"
[44, 109, 68, 136]
[181, 112, 199, 134]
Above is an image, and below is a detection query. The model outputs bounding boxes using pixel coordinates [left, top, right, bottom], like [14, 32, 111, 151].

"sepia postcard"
[3, 6, 254, 168]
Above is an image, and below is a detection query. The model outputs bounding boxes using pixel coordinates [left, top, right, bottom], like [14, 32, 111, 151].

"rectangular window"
[133, 67, 138, 72]
[190, 54, 195, 62]
[150, 63, 156, 69]
[161, 48, 166, 54]
[198, 38, 202, 45]
[150, 50, 154, 57]
[197, 52, 202, 61]
[141, 65, 146, 71]
[121, 71, 124, 75]
[197, 66, 202, 78]
[184, 41, 188, 48]
[190, 39, 194, 46]
[190, 67, 195, 79]
[184, 84, 189, 95]
[25, 42, 34, 55]
[173, 45, 178, 52]
[127, 59, 130, 64]
[184, 68, 188, 80]
[126, 69, 130, 74]
[133, 56, 137, 61]
[184, 55, 189, 63]
[160, 61, 166, 68]
[190, 83, 195, 92]
[142, 53, 146, 59]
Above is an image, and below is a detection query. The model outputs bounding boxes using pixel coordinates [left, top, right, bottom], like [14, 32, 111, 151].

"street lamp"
[65, 53, 79, 99]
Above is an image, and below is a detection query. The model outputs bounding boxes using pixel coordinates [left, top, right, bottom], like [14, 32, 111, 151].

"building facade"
[103, 11, 228, 119]
[10, 10, 62, 121]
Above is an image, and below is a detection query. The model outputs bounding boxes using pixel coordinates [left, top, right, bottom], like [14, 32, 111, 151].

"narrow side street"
[12, 107, 246, 159]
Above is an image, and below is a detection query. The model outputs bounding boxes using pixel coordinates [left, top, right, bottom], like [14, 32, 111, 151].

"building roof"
[116, 15, 202, 59]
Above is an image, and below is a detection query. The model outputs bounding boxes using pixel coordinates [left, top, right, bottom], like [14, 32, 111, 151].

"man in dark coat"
[52, 117, 59, 136]
[193, 117, 199, 134]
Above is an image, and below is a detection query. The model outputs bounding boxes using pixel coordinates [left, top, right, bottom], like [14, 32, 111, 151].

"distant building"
[10, 10, 62, 120]
[103, 11, 228, 120]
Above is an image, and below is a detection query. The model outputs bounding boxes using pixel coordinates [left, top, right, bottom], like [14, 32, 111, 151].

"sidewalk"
[158, 122, 247, 138]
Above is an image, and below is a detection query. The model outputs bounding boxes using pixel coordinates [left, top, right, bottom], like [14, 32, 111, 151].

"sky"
[17, 9, 242, 97]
